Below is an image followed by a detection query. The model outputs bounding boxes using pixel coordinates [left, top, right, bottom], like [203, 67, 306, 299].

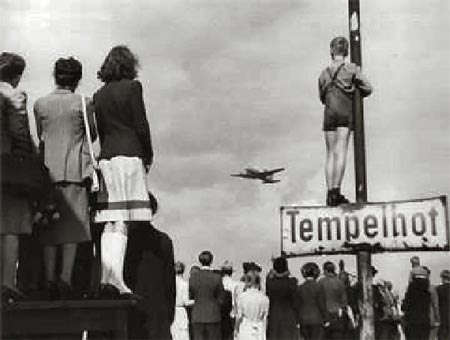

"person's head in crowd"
[0, 52, 26, 88]
[53, 57, 82, 92]
[243, 272, 261, 291]
[301, 262, 320, 280]
[98, 45, 139, 83]
[243, 262, 251, 275]
[323, 261, 336, 275]
[330, 36, 349, 59]
[440, 269, 450, 284]
[273, 256, 289, 274]
[410, 256, 420, 268]
[175, 261, 185, 277]
[221, 261, 233, 277]
[249, 262, 262, 274]
[198, 250, 213, 267]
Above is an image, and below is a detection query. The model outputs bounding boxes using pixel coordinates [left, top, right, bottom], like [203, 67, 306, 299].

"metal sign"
[281, 196, 449, 257]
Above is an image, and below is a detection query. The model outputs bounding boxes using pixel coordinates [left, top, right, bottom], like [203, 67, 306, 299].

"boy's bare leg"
[325, 131, 338, 190]
[333, 127, 351, 189]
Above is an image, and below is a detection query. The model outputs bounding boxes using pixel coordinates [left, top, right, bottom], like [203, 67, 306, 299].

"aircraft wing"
[230, 173, 255, 179]
[261, 168, 285, 176]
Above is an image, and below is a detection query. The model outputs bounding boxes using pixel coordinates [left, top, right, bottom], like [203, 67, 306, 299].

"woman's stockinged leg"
[101, 221, 131, 294]
[60, 243, 77, 284]
[1, 234, 19, 288]
[44, 245, 57, 282]
[333, 127, 351, 189]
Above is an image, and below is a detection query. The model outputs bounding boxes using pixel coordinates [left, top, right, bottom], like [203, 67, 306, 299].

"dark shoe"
[326, 190, 335, 206]
[42, 281, 59, 300]
[98, 283, 120, 300]
[336, 193, 350, 205]
[2, 285, 26, 305]
[119, 292, 142, 301]
[327, 190, 339, 207]
[56, 279, 73, 300]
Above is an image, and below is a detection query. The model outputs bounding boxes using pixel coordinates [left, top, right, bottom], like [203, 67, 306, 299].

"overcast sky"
[2, 0, 449, 294]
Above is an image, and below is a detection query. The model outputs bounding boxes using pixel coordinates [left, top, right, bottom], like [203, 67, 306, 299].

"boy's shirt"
[318, 60, 373, 106]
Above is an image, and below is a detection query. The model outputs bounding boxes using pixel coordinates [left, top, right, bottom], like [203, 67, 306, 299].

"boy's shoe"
[336, 193, 350, 205]
[326, 190, 339, 207]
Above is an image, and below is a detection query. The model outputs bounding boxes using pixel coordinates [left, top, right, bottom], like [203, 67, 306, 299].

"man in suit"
[318, 261, 348, 340]
[124, 193, 176, 340]
[189, 250, 224, 340]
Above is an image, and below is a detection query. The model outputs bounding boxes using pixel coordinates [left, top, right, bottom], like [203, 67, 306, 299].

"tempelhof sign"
[280, 196, 449, 257]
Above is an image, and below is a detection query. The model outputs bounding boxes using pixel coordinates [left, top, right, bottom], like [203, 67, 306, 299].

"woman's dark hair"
[0, 52, 26, 82]
[54, 57, 82, 88]
[273, 256, 288, 274]
[301, 262, 320, 279]
[97, 45, 139, 83]
[243, 272, 261, 290]
[330, 37, 349, 57]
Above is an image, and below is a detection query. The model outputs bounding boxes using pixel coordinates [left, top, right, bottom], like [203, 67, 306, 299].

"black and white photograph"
[0, 0, 449, 339]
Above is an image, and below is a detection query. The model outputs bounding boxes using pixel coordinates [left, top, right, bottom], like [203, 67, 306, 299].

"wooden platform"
[2, 299, 137, 339]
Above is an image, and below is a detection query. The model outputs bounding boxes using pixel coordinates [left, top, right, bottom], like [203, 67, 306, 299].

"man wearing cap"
[221, 261, 239, 340]
[437, 270, 449, 340]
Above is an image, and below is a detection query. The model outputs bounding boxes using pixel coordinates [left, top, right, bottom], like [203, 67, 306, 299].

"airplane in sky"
[230, 167, 285, 184]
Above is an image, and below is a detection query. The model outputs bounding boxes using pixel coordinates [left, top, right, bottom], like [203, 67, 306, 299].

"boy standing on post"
[319, 36, 373, 206]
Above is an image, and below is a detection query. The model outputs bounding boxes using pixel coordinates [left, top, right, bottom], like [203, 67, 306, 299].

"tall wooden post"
[348, 1, 375, 339]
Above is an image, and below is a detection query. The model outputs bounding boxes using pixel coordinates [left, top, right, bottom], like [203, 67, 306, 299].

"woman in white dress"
[171, 261, 194, 340]
[235, 272, 270, 340]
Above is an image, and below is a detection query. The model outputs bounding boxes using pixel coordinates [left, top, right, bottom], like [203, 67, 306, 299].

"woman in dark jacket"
[94, 45, 154, 296]
[0, 52, 33, 303]
[266, 257, 298, 340]
[402, 266, 431, 340]
[297, 262, 327, 340]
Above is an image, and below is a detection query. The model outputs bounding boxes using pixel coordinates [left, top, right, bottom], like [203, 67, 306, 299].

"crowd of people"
[169, 254, 448, 340]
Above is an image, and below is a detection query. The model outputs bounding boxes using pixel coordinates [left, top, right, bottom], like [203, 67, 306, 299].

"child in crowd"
[318, 36, 373, 206]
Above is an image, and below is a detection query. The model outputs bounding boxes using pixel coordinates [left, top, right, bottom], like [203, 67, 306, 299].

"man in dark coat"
[189, 250, 224, 340]
[124, 194, 176, 340]
[266, 257, 298, 340]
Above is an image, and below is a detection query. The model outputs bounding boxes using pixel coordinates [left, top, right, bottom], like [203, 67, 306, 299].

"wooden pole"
[348, 1, 375, 339]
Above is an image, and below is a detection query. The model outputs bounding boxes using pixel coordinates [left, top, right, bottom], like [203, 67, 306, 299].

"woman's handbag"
[81, 95, 100, 193]
[1, 153, 50, 198]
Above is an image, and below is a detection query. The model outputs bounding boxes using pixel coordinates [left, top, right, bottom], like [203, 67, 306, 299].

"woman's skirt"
[0, 192, 33, 235]
[94, 156, 152, 223]
[171, 307, 190, 340]
[38, 182, 91, 245]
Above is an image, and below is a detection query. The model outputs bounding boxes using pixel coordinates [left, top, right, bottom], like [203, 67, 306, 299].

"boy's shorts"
[323, 107, 353, 131]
